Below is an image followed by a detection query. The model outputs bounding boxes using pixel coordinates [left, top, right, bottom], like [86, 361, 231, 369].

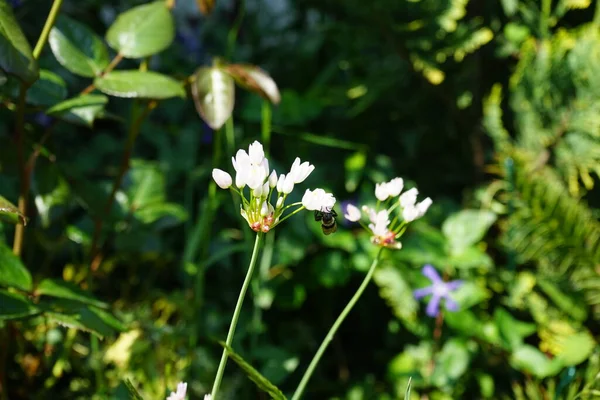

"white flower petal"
[166, 382, 187, 400]
[375, 182, 389, 201]
[387, 177, 404, 197]
[269, 170, 278, 187]
[399, 187, 419, 207]
[344, 204, 361, 222]
[277, 173, 286, 193]
[248, 141, 265, 164]
[302, 188, 336, 211]
[212, 168, 232, 189]
[282, 174, 295, 194]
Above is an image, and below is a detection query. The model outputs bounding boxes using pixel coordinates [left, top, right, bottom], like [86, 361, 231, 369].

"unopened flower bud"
[212, 168, 232, 189]
[269, 170, 278, 188]
[276, 196, 284, 209]
[260, 201, 269, 217]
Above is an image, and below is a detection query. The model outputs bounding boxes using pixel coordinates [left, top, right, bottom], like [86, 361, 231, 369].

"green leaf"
[448, 245, 494, 270]
[494, 308, 537, 350]
[105, 1, 174, 58]
[95, 71, 185, 99]
[219, 341, 287, 400]
[25, 69, 67, 106]
[405, 377, 412, 399]
[0, 241, 32, 291]
[537, 280, 588, 322]
[124, 379, 144, 400]
[442, 209, 497, 254]
[431, 338, 470, 388]
[134, 203, 188, 227]
[192, 66, 235, 129]
[0, 289, 38, 320]
[48, 15, 109, 77]
[46, 306, 123, 339]
[0, 68, 6, 85]
[0, 0, 38, 83]
[225, 64, 281, 104]
[556, 331, 596, 366]
[36, 279, 108, 309]
[0, 195, 25, 225]
[46, 94, 108, 127]
[510, 345, 564, 378]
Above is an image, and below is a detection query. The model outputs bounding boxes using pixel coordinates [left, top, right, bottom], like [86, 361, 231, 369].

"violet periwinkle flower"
[413, 265, 463, 317]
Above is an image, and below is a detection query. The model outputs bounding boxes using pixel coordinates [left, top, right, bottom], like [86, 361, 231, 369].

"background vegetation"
[0, 0, 599, 399]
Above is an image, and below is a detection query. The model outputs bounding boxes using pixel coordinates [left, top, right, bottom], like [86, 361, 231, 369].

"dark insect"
[314, 208, 338, 235]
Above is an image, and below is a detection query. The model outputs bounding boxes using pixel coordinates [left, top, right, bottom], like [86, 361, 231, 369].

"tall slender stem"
[540, 0, 551, 38]
[291, 248, 385, 400]
[211, 233, 263, 399]
[12, 83, 28, 256]
[261, 101, 271, 151]
[32, 0, 64, 59]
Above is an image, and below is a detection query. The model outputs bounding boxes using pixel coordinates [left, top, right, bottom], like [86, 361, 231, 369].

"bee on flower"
[212, 141, 335, 233]
[343, 177, 432, 249]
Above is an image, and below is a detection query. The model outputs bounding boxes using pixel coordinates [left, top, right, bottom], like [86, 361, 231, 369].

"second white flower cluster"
[344, 177, 432, 249]
[212, 141, 335, 233]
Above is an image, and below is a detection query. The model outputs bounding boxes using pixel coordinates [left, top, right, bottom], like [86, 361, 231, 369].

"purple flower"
[413, 265, 463, 317]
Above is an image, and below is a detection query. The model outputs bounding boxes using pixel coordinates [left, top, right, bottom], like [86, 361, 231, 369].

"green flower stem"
[291, 247, 385, 400]
[261, 100, 272, 151]
[272, 205, 305, 227]
[33, 0, 64, 59]
[211, 232, 263, 399]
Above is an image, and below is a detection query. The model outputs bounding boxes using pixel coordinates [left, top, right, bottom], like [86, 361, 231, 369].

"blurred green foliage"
[0, 0, 599, 399]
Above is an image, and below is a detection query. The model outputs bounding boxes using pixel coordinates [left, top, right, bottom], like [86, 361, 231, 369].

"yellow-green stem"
[32, 0, 64, 59]
[211, 233, 263, 399]
[291, 248, 385, 400]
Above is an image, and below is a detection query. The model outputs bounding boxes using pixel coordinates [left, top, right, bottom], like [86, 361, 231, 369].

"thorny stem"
[211, 233, 263, 399]
[89, 100, 157, 271]
[291, 248, 385, 400]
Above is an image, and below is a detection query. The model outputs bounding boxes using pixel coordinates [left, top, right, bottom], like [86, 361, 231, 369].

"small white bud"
[375, 183, 389, 201]
[269, 170, 278, 188]
[276, 196, 284, 209]
[277, 174, 286, 193]
[399, 188, 419, 208]
[212, 168, 232, 189]
[387, 177, 404, 197]
[344, 204, 361, 222]
[260, 201, 269, 216]
[282, 174, 295, 194]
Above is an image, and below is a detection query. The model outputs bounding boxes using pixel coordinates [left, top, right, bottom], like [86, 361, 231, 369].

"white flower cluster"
[165, 382, 210, 400]
[212, 141, 335, 232]
[344, 177, 432, 249]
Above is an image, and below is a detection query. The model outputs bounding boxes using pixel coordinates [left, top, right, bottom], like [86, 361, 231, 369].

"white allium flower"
[281, 174, 295, 194]
[248, 140, 265, 164]
[166, 382, 187, 400]
[302, 188, 336, 211]
[344, 204, 361, 222]
[289, 157, 315, 184]
[399, 187, 419, 208]
[269, 170, 278, 187]
[375, 182, 390, 201]
[204, 395, 212, 400]
[212, 168, 232, 189]
[403, 197, 432, 222]
[277, 173, 286, 193]
[387, 177, 404, 197]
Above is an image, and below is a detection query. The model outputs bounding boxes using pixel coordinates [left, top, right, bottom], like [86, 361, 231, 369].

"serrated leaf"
[442, 209, 497, 254]
[25, 69, 66, 106]
[46, 94, 108, 127]
[106, 1, 174, 58]
[0, 195, 25, 224]
[36, 279, 108, 309]
[95, 71, 185, 99]
[219, 341, 287, 400]
[0, 241, 32, 291]
[0, 0, 38, 83]
[225, 64, 281, 104]
[192, 66, 235, 129]
[49, 15, 109, 77]
[0, 289, 38, 320]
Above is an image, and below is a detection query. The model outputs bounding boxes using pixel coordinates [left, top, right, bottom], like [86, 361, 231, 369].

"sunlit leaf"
[494, 308, 536, 350]
[106, 1, 174, 58]
[0, 241, 32, 291]
[46, 94, 108, 127]
[225, 64, 281, 104]
[0, 195, 25, 225]
[431, 338, 470, 387]
[442, 209, 497, 254]
[0, 289, 38, 320]
[510, 345, 564, 378]
[49, 15, 109, 77]
[95, 71, 185, 99]
[46, 305, 124, 339]
[124, 379, 144, 400]
[192, 66, 235, 130]
[0, 0, 38, 83]
[36, 279, 108, 309]
[219, 341, 287, 400]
